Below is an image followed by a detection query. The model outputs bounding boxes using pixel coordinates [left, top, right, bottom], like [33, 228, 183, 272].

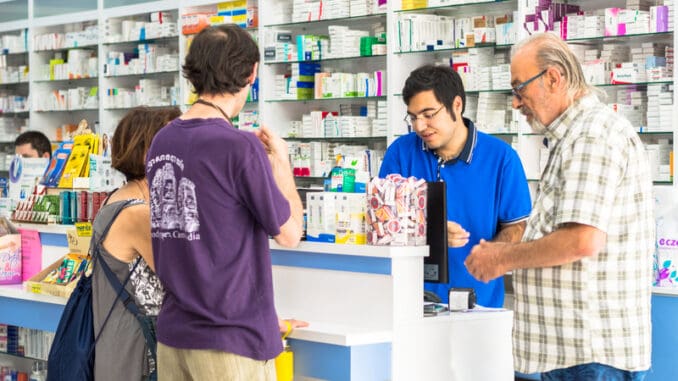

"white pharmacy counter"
[1, 224, 514, 380]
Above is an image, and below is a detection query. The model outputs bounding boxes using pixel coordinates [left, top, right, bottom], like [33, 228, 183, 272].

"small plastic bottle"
[28, 362, 43, 381]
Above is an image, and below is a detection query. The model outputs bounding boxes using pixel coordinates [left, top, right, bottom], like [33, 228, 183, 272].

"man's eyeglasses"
[403, 105, 446, 127]
[511, 69, 547, 101]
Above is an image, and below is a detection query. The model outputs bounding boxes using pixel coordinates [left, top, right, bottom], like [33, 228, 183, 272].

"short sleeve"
[498, 149, 532, 224]
[379, 140, 403, 178]
[237, 139, 291, 237]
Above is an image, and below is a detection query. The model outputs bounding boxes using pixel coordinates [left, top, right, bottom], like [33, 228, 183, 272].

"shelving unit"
[100, 6, 180, 136]
[0, 0, 677, 378]
[0, 0, 672, 191]
[0, 23, 29, 172]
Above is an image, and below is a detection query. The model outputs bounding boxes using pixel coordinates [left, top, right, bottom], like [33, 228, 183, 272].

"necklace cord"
[194, 99, 232, 124]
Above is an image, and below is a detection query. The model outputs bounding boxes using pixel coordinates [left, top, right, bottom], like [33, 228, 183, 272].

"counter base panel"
[291, 339, 391, 381]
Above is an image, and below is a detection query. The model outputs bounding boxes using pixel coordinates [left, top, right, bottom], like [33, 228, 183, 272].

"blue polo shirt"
[379, 118, 531, 307]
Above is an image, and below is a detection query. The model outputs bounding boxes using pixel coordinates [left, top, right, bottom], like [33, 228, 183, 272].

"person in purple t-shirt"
[145, 24, 307, 380]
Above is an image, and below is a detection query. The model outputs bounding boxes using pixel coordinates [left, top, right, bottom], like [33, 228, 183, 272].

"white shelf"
[0, 20, 27, 33]
[270, 240, 428, 258]
[424, 309, 513, 323]
[12, 222, 73, 235]
[289, 320, 392, 346]
[0, 284, 66, 306]
[653, 287, 678, 297]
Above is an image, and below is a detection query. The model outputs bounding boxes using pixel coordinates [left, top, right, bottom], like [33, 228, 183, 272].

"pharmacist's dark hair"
[402, 65, 466, 121]
[15, 130, 52, 159]
[112, 107, 181, 181]
[183, 24, 259, 96]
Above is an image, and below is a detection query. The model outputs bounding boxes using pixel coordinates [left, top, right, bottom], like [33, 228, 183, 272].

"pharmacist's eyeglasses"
[404, 105, 446, 128]
[511, 69, 547, 101]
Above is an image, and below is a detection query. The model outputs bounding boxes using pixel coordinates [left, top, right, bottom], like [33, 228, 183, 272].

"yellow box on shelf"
[401, 0, 427, 10]
[49, 59, 64, 81]
[25, 253, 89, 299]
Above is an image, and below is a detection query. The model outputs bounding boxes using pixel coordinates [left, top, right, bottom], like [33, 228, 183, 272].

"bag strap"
[90, 199, 144, 344]
[99, 254, 157, 363]
[93, 198, 158, 362]
[98, 254, 143, 314]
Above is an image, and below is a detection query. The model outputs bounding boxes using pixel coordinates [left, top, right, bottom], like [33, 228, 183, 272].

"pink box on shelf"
[604, 8, 626, 36]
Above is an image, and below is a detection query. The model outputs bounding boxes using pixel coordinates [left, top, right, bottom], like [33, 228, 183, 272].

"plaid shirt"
[513, 94, 655, 373]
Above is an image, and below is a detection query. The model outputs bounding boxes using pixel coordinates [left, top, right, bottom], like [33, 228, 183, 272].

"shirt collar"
[421, 117, 477, 164]
[543, 94, 598, 144]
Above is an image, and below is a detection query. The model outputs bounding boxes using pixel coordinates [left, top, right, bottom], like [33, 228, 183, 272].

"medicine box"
[306, 192, 337, 243]
[335, 193, 366, 245]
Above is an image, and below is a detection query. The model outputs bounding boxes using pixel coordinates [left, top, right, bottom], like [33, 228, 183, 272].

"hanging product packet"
[0, 217, 21, 285]
[654, 187, 678, 287]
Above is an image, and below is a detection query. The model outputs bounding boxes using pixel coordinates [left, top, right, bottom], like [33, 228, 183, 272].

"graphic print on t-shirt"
[150, 162, 200, 240]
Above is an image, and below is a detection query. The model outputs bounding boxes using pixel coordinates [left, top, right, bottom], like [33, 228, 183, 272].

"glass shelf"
[33, 77, 98, 83]
[102, 35, 179, 46]
[265, 13, 385, 28]
[104, 70, 178, 78]
[638, 130, 673, 135]
[0, 81, 28, 86]
[566, 31, 673, 44]
[467, 80, 673, 95]
[465, 88, 512, 94]
[265, 53, 386, 65]
[285, 136, 387, 142]
[183, 100, 258, 107]
[395, 0, 514, 14]
[34, 108, 98, 112]
[294, 176, 327, 181]
[267, 96, 386, 103]
[182, 26, 257, 37]
[104, 104, 177, 111]
[529, 178, 674, 186]
[395, 43, 510, 55]
[0, 50, 28, 56]
[0, 351, 47, 362]
[33, 43, 98, 53]
[486, 131, 517, 136]
[0, 111, 29, 116]
[595, 81, 673, 87]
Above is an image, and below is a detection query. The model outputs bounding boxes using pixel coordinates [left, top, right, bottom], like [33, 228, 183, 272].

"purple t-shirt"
[146, 117, 291, 360]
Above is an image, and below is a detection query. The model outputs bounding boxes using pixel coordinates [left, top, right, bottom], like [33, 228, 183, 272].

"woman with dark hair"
[91, 106, 180, 381]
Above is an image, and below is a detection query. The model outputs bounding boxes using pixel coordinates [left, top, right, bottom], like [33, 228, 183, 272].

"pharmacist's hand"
[279, 318, 309, 335]
[255, 125, 288, 161]
[465, 239, 508, 283]
[447, 221, 470, 248]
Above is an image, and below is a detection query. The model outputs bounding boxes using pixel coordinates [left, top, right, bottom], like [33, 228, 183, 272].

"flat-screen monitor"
[424, 181, 449, 284]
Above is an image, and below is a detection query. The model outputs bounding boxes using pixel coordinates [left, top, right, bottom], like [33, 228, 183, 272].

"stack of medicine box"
[306, 192, 367, 244]
[646, 83, 673, 132]
[327, 26, 368, 58]
[323, 0, 350, 19]
[216, 0, 248, 29]
[292, 0, 321, 22]
[263, 30, 294, 62]
[296, 34, 328, 61]
[294, 63, 319, 100]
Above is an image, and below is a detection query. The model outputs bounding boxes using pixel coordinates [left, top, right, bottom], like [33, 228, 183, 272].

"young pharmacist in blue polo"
[379, 65, 531, 307]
